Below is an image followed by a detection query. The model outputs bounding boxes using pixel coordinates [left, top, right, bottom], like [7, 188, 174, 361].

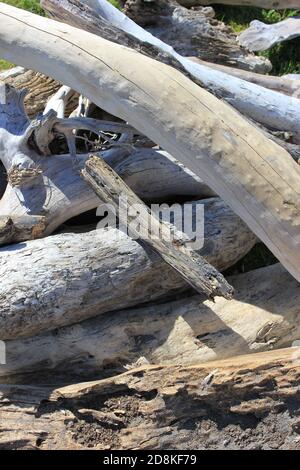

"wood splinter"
[82, 156, 234, 300]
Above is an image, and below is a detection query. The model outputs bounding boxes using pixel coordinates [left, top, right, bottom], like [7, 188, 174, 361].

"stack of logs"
[0, 0, 300, 450]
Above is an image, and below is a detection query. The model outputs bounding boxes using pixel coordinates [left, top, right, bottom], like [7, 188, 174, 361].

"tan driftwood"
[0, 67, 78, 118]
[0, 215, 46, 245]
[83, 156, 233, 299]
[0, 197, 256, 341]
[0, 4, 299, 281]
[0, 348, 300, 449]
[2, 263, 300, 382]
[42, 0, 300, 143]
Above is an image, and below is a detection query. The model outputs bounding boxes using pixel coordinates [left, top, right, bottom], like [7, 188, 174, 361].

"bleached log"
[90, 0, 271, 72]
[239, 16, 300, 52]
[177, 0, 300, 8]
[0, 4, 299, 281]
[189, 57, 300, 98]
[0, 84, 213, 243]
[0, 348, 300, 449]
[0, 198, 257, 340]
[44, 0, 300, 142]
[2, 263, 300, 381]
[83, 156, 233, 299]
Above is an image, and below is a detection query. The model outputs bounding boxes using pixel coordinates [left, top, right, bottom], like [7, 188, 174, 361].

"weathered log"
[177, 0, 300, 8]
[94, 0, 271, 72]
[239, 16, 300, 52]
[189, 57, 300, 98]
[111, 148, 215, 201]
[0, 67, 78, 118]
[0, 348, 300, 449]
[0, 4, 299, 281]
[45, 0, 300, 143]
[83, 156, 233, 299]
[0, 198, 257, 340]
[0, 215, 46, 245]
[2, 263, 300, 381]
[0, 84, 213, 244]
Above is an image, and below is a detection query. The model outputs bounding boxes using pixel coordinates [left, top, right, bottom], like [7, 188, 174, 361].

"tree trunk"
[0, 198, 256, 341]
[0, 3, 299, 282]
[2, 263, 300, 382]
[1, 348, 300, 449]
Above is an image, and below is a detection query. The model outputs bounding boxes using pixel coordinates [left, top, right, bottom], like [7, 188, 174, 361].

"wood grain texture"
[83, 156, 233, 299]
[0, 197, 256, 341]
[1, 263, 300, 382]
[0, 3, 299, 281]
[0, 348, 300, 449]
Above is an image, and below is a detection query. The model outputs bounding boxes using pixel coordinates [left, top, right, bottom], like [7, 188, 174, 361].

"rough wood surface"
[2, 263, 300, 382]
[89, 0, 271, 72]
[0, 348, 300, 449]
[43, 0, 300, 143]
[0, 215, 46, 245]
[83, 156, 233, 299]
[0, 197, 256, 341]
[0, 67, 78, 118]
[0, 4, 299, 281]
[239, 16, 300, 52]
[0, 84, 213, 243]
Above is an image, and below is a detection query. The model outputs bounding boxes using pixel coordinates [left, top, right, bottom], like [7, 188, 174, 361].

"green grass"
[214, 5, 300, 75]
[0, 0, 45, 69]
[109, 0, 121, 9]
[1, 0, 44, 15]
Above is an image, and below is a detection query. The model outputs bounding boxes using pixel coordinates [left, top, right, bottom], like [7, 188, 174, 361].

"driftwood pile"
[0, 0, 300, 450]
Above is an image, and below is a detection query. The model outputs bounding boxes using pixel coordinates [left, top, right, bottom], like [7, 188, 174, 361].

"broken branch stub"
[82, 156, 234, 300]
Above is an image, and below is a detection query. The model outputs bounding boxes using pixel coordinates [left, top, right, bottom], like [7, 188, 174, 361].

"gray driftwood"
[0, 4, 299, 281]
[1, 263, 300, 382]
[239, 16, 300, 52]
[0, 197, 256, 341]
[0, 83, 213, 245]
[82, 156, 233, 300]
